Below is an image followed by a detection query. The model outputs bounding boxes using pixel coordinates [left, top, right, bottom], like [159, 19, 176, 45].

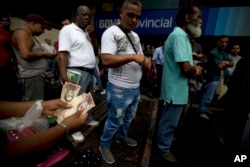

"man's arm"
[180, 61, 202, 78]
[0, 99, 71, 119]
[57, 51, 70, 83]
[101, 53, 151, 70]
[12, 30, 54, 60]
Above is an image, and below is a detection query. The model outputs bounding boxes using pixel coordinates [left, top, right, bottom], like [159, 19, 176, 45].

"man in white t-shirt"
[227, 43, 241, 77]
[98, 0, 151, 164]
[57, 5, 99, 142]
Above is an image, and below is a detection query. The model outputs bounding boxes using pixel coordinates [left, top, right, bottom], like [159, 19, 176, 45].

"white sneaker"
[100, 90, 106, 95]
[71, 131, 85, 142]
[87, 120, 99, 127]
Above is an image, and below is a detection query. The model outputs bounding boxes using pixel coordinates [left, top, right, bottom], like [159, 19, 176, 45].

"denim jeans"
[198, 81, 219, 113]
[157, 102, 184, 153]
[93, 65, 104, 91]
[77, 69, 94, 123]
[100, 82, 140, 148]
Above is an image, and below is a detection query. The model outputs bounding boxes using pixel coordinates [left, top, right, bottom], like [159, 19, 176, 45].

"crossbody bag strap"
[117, 24, 137, 54]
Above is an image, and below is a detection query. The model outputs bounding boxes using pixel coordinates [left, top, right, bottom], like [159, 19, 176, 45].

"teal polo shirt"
[206, 47, 232, 83]
[161, 27, 193, 105]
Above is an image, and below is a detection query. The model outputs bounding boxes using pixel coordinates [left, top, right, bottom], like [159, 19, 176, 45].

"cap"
[25, 14, 51, 30]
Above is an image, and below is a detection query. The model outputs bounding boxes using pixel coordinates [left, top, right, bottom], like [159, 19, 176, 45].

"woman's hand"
[42, 99, 72, 115]
[61, 111, 88, 133]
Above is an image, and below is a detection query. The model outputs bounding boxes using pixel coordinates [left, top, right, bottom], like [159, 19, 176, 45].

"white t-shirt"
[101, 25, 143, 88]
[58, 23, 95, 69]
[227, 54, 241, 76]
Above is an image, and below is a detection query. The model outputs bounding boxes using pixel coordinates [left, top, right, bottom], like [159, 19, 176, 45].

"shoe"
[99, 146, 115, 164]
[71, 131, 85, 142]
[200, 113, 210, 120]
[162, 152, 178, 163]
[116, 137, 137, 147]
[100, 89, 106, 95]
[87, 120, 99, 127]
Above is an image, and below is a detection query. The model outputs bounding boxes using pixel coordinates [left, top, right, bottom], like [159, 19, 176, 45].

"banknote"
[60, 82, 81, 103]
[67, 69, 82, 84]
[55, 92, 95, 123]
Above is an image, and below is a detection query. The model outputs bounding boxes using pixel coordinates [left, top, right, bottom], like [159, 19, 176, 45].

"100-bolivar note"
[54, 81, 95, 123]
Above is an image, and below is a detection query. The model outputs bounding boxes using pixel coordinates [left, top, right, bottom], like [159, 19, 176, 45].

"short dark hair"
[216, 35, 229, 41]
[175, 6, 196, 27]
[228, 41, 240, 49]
[122, 0, 142, 9]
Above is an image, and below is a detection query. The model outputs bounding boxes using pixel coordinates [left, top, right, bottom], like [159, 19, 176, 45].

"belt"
[71, 67, 94, 73]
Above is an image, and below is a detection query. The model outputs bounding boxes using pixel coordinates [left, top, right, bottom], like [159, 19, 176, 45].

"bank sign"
[94, 7, 250, 36]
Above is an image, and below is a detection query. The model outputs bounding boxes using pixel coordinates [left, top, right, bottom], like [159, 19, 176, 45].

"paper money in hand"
[55, 92, 95, 123]
[60, 82, 81, 103]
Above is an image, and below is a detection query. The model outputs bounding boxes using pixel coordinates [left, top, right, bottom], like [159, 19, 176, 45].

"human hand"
[44, 52, 56, 59]
[142, 56, 152, 70]
[61, 111, 88, 133]
[221, 61, 229, 68]
[194, 65, 202, 77]
[133, 54, 152, 70]
[42, 99, 73, 115]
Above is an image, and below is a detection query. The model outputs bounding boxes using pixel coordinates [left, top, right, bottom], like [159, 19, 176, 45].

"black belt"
[71, 67, 94, 73]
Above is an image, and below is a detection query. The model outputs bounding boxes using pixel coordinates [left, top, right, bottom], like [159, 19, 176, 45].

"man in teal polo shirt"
[157, 6, 203, 162]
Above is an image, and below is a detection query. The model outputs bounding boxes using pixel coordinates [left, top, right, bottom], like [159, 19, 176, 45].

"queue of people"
[0, 0, 249, 166]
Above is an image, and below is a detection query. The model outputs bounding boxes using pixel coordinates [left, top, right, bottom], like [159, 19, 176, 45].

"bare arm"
[0, 101, 33, 118]
[57, 51, 70, 83]
[0, 99, 71, 119]
[12, 29, 54, 60]
[180, 61, 202, 78]
[218, 60, 234, 69]
[1, 111, 88, 157]
[101, 53, 151, 70]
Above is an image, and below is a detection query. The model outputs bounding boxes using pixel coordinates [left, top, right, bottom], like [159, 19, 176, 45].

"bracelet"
[35, 100, 43, 110]
[58, 123, 69, 135]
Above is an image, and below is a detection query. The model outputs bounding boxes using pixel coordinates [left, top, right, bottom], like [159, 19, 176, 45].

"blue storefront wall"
[94, 6, 250, 37]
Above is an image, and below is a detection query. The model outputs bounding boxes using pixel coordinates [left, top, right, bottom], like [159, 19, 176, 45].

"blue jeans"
[76, 69, 94, 123]
[157, 102, 184, 153]
[198, 81, 219, 113]
[100, 82, 140, 148]
[93, 66, 104, 91]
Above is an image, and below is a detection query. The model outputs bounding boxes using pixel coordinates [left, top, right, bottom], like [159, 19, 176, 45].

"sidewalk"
[56, 88, 237, 167]
[56, 90, 158, 167]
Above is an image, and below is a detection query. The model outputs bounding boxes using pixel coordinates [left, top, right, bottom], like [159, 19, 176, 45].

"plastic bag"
[16, 100, 43, 131]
